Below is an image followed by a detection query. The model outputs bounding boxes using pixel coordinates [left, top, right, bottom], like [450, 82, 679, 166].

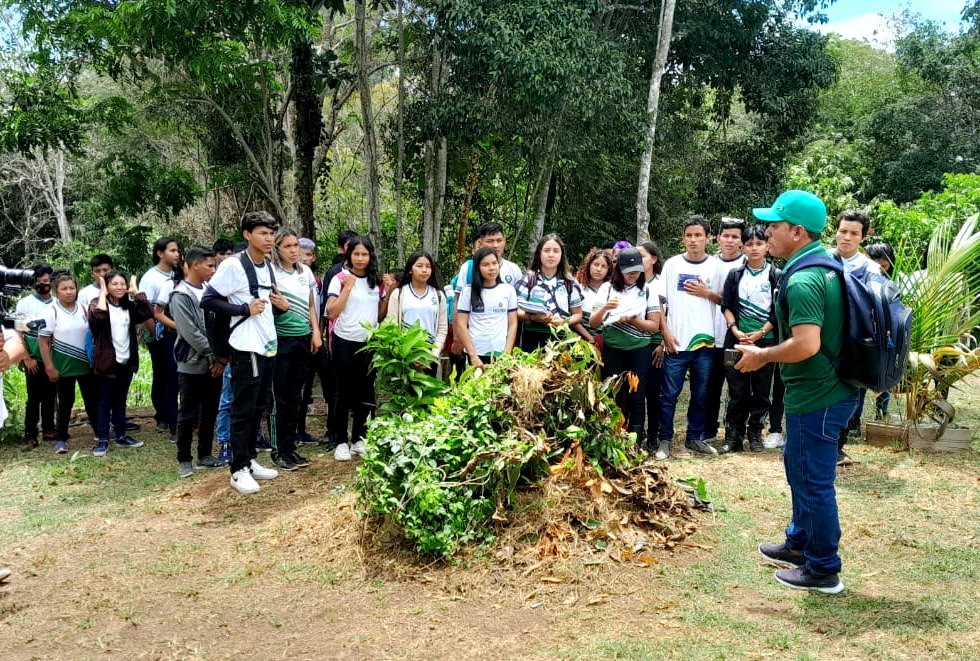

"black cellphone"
[724, 348, 741, 368]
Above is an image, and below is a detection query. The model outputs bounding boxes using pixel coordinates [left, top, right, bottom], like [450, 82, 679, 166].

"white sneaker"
[351, 440, 367, 456]
[249, 459, 279, 480]
[334, 442, 352, 461]
[763, 432, 784, 449]
[230, 468, 260, 494]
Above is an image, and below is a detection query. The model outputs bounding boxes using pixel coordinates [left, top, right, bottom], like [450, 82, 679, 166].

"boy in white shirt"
[139, 237, 181, 437]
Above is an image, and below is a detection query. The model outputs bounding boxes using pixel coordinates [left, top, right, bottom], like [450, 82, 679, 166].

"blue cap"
[752, 190, 827, 234]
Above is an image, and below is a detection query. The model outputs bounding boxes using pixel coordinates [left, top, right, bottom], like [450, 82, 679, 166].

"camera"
[0, 265, 37, 329]
[724, 348, 741, 368]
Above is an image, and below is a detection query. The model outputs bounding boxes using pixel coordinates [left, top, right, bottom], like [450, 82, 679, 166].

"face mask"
[35, 283, 52, 296]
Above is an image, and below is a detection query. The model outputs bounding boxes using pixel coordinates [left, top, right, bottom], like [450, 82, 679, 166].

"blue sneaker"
[217, 442, 231, 464]
[115, 435, 144, 449]
[93, 440, 110, 457]
[256, 433, 272, 452]
[54, 441, 69, 454]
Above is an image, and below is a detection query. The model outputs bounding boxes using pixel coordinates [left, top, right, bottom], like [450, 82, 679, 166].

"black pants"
[769, 365, 785, 434]
[177, 371, 222, 462]
[147, 334, 179, 427]
[229, 349, 275, 473]
[331, 336, 375, 446]
[24, 366, 57, 440]
[725, 361, 775, 442]
[299, 341, 329, 437]
[96, 368, 134, 440]
[703, 347, 726, 439]
[55, 374, 98, 441]
[274, 335, 313, 456]
[645, 360, 662, 446]
[519, 328, 550, 353]
[601, 344, 652, 435]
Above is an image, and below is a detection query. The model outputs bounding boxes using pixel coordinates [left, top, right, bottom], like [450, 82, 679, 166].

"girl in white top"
[455, 247, 518, 368]
[326, 236, 384, 461]
[385, 251, 449, 367]
[574, 248, 613, 342]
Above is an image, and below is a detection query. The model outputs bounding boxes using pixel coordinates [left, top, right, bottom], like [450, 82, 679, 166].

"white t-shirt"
[399, 284, 441, 343]
[208, 255, 278, 357]
[15, 294, 54, 357]
[139, 266, 175, 309]
[713, 254, 746, 347]
[657, 254, 724, 353]
[581, 284, 604, 332]
[107, 302, 131, 364]
[838, 250, 882, 275]
[39, 301, 89, 361]
[327, 271, 381, 343]
[272, 264, 316, 337]
[77, 283, 100, 311]
[456, 283, 517, 356]
[454, 257, 524, 293]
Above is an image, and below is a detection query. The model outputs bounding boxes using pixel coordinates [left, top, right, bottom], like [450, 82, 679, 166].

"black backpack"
[207, 252, 278, 360]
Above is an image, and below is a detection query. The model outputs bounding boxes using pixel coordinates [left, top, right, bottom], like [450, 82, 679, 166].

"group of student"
[13, 206, 892, 493]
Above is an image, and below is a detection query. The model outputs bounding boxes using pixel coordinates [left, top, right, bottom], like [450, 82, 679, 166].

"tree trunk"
[635, 0, 676, 244]
[394, 0, 407, 264]
[355, 0, 383, 254]
[291, 39, 323, 240]
[456, 150, 480, 264]
[33, 146, 71, 243]
[421, 44, 448, 257]
[527, 155, 554, 261]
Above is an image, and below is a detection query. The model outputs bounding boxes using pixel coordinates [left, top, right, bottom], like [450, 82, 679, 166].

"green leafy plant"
[363, 320, 448, 415]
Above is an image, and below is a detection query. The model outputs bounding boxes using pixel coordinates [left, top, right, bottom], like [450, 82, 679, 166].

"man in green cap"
[734, 189, 859, 594]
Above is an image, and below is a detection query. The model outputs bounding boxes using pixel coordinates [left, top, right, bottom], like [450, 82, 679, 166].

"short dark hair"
[718, 217, 745, 235]
[33, 263, 53, 280]
[152, 237, 179, 265]
[865, 242, 895, 275]
[212, 238, 234, 254]
[337, 229, 358, 250]
[683, 215, 712, 236]
[90, 253, 113, 269]
[806, 230, 822, 242]
[184, 246, 215, 266]
[475, 222, 505, 240]
[741, 225, 767, 244]
[52, 272, 77, 291]
[241, 211, 279, 233]
[837, 209, 871, 237]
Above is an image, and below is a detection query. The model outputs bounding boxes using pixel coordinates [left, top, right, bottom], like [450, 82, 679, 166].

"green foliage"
[364, 320, 447, 415]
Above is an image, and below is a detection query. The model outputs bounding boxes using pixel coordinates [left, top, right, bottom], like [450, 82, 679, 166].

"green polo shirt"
[775, 241, 857, 415]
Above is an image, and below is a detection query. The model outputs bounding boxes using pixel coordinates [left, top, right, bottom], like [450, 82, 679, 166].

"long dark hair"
[344, 236, 381, 289]
[469, 247, 500, 312]
[610, 263, 646, 292]
[637, 241, 665, 277]
[576, 248, 613, 288]
[399, 251, 444, 292]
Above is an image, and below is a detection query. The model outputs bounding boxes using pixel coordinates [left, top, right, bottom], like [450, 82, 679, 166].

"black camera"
[0, 266, 36, 290]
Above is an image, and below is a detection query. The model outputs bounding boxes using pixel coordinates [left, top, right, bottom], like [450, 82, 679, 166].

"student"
[453, 222, 524, 292]
[78, 254, 114, 311]
[455, 247, 519, 368]
[270, 230, 321, 471]
[379, 269, 404, 320]
[88, 271, 153, 457]
[739, 189, 858, 594]
[317, 229, 357, 449]
[865, 242, 896, 421]
[719, 226, 780, 453]
[705, 217, 746, 443]
[589, 248, 660, 443]
[574, 248, 613, 340]
[213, 238, 235, 265]
[297, 235, 328, 445]
[15, 264, 56, 451]
[448, 234, 486, 380]
[385, 251, 449, 369]
[326, 236, 383, 462]
[202, 211, 284, 494]
[171, 247, 225, 478]
[655, 216, 725, 458]
[139, 237, 182, 436]
[637, 240, 665, 451]
[37, 273, 99, 454]
[515, 234, 584, 351]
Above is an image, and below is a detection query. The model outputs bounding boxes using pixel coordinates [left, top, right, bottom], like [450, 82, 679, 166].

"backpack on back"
[208, 252, 277, 360]
[778, 253, 912, 392]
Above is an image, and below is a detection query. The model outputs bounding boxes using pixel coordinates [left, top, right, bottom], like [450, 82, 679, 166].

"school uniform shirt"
[453, 257, 524, 294]
[38, 301, 90, 377]
[712, 254, 746, 348]
[736, 263, 775, 340]
[645, 275, 664, 346]
[14, 294, 54, 358]
[595, 282, 658, 351]
[836, 249, 882, 275]
[397, 284, 441, 343]
[327, 271, 381, 343]
[108, 302, 132, 364]
[580, 284, 604, 336]
[515, 273, 583, 335]
[657, 254, 724, 353]
[456, 283, 517, 356]
[208, 256, 278, 357]
[77, 284, 100, 311]
[273, 263, 316, 337]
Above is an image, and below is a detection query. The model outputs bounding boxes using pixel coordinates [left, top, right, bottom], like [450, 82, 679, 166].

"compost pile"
[357, 323, 701, 563]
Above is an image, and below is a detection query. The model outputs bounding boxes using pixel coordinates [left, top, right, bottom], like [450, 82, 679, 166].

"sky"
[815, 0, 968, 45]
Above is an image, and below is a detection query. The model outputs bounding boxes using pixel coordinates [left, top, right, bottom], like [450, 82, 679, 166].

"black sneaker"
[318, 436, 338, 451]
[271, 452, 298, 471]
[20, 438, 39, 452]
[115, 435, 144, 448]
[718, 437, 743, 453]
[836, 450, 853, 466]
[684, 438, 718, 456]
[256, 434, 273, 452]
[125, 420, 140, 431]
[288, 451, 310, 468]
[196, 455, 225, 469]
[296, 433, 320, 446]
[155, 422, 170, 433]
[748, 437, 764, 453]
[774, 566, 844, 594]
[759, 542, 805, 567]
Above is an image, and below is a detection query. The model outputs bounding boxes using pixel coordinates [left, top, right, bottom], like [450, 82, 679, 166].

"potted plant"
[866, 216, 980, 452]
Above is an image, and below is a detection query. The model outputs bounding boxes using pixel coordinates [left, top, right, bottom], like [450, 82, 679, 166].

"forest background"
[2, 0, 980, 274]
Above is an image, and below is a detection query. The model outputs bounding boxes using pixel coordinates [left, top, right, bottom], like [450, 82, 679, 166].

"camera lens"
[0, 266, 36, 289]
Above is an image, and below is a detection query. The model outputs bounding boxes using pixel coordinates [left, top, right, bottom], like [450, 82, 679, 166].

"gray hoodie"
[170, 281, 214, 374]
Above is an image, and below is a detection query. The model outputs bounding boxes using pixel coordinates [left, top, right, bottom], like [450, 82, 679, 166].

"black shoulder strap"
[239, 252, 259, 298]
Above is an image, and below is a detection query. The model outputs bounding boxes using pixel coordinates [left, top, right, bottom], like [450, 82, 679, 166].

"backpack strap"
[776, 252, 845, 366]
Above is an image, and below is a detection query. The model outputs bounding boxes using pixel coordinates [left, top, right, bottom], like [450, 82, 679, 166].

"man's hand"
[734, 344, 768, 373]
[24, 357, 39, 375]
[269, 286, 289, 312]
[311, 333, 323, 354]
[45, 364, 60, 382]
[247, 299, 267, 317]
[652, 343, 665, 367]
[210, 361, 225, 379]
[683, 278, 713, 299]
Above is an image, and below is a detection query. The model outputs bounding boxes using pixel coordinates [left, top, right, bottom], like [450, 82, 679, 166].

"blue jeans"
[657, 349, 713, 443]
[783, 393, 859, 575]
[216, 364, 232, 444]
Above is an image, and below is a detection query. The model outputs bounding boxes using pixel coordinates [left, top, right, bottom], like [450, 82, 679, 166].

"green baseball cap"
[752, 190, 827, 234]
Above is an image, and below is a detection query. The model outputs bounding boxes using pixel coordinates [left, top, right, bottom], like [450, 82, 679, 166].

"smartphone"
[724, 348, 740, 368]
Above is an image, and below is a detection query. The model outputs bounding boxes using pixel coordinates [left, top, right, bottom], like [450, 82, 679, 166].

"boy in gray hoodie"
[171, 247, 225, 477]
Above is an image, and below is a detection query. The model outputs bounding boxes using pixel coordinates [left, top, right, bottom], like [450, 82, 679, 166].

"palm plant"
[896, 215, 980, 424]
